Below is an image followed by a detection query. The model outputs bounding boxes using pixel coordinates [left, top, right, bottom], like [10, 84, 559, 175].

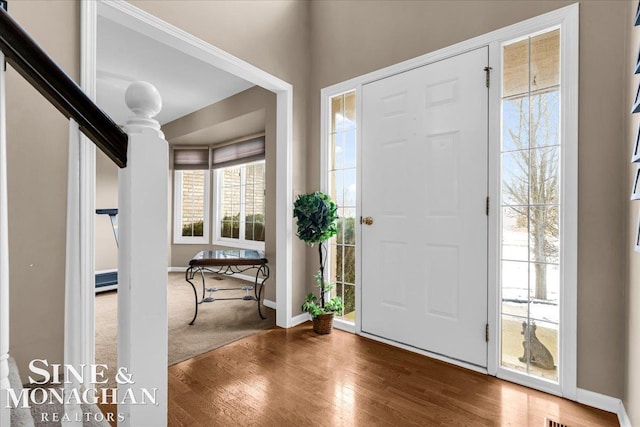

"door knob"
[362, 216, 374, 225]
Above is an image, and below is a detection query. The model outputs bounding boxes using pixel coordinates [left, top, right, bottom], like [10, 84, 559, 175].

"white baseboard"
[263, 299, 276, 310]
[576, 388, 623, 415]
[290, 312, 310, 327]
[618, 400, 632, 427]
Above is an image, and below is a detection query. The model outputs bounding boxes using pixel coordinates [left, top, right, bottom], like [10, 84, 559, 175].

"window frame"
[212, 160, 266, 251]
[173, 169, 211, 245]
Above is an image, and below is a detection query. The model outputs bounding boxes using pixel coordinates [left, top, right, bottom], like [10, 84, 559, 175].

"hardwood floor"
[164, 324, 617, 427]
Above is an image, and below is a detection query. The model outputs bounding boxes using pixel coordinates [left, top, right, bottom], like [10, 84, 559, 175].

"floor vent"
[546, 418, 568, 427]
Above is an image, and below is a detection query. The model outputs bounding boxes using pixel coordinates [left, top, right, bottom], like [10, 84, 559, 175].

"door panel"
[361, 47, 489, 367]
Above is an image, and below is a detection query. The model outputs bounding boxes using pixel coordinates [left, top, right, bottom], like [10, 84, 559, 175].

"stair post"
[118, 81, 168, 426]
[0, 49, 10, 427]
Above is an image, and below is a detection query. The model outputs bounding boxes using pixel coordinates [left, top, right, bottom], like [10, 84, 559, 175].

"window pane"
[529, 147, 559, 206]
[502, 151, 529, 206]
[335, 282, 344, 316]
[343, 284, 356, 320]
[502, 207, 528, 262]
[219, 161, 265, 243]
[343, 214, 356, 245]
[331, 133, 344, 171]
[344, 169, 356, 207]
[529, 206, 559, 264]
[530, 264, 559, 317]
[329, 170, 344, 206]
[331, 95, 344, 132]
[336, 245, 344, 282]
[503, 38, 529, 97]
[530, 91, 559, 148]
[502, 96, 529, 152]
[343, 246, 355, 284]
[502, 261, 529, 303]
[336, 211, 344, 245]
[329, 244, 338, 283]
[530, 30, 560, 92]
[180, 170, 206, 237]
[522, 319, 558, 381]
[344, 91, 356, 130]
[344, 129, 356, 169]
[501, 314, 528, 374]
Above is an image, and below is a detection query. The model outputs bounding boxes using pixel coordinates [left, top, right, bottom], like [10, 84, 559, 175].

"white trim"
[290, 312, 311, 327]
[173, 169, 210, 245]
[497, 368, 562, 397]
[0, 49, 10, 427]
[360, 332, 488, 375]
[320, 3, 579, 399]
[576, 388, 623, 414]
[487, 40, 501, 378]
[263, 299, 276, 310]
[333, 318, 355, 333]
[82, 4, 294, 370]
[618, 401, 633, 427]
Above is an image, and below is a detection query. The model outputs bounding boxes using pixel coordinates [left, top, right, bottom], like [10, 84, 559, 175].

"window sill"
[173, 238, 210, 245]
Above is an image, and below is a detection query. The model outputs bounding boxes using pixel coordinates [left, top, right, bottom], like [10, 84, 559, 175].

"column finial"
[125, 81, 162, 131]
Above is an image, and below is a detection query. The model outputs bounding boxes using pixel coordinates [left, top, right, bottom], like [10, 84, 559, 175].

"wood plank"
[166, 324, 618, 427]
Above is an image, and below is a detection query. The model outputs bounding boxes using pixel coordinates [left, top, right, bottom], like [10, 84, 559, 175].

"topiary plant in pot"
[293, 191, 343, 334]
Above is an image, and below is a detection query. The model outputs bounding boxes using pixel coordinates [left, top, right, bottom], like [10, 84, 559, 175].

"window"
[173, 169, 210, 244]
[214, 160, 266, 248]
[327, 91, 357, 321]
[173, 137, 266, 249]
[500, 29, 560, 382]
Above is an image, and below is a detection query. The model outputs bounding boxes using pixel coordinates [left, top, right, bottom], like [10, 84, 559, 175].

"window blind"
[173, 148, 209, 170]
[211, 136, 265, 169]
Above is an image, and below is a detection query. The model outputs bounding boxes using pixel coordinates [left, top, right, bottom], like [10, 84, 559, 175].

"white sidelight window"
[500, 29, 562, 383]
[327, 91, 357, 322]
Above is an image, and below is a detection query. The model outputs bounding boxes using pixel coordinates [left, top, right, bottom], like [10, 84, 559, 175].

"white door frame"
[75, 0, 294, 374]
[321, 3, 578, 399]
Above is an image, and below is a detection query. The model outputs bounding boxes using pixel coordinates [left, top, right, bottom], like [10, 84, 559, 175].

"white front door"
[361, 47, 489, 367]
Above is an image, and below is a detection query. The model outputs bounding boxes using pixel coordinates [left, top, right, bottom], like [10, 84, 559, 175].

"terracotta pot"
[312, 312, 334, 334]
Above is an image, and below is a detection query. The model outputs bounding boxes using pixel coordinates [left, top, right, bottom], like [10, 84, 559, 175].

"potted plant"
[293, 191, 343, 334]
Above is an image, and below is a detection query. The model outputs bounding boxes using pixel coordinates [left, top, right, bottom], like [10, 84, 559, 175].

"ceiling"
[96, 15, 255, 127]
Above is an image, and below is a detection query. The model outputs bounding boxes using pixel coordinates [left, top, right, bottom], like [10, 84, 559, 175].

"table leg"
[185, 266, 200, 325]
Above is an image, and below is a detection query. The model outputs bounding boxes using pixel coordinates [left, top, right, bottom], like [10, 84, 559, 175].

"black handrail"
[0, 7, 128, 167]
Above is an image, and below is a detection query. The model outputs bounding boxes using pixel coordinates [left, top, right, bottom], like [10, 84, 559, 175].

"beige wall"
[164, 86, 278, 302]
[308, 1, 627, 398]
[6, 1, 79, 376]
[626, 1, 640, 424]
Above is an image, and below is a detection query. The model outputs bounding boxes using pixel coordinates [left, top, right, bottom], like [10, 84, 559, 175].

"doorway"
[75, 0, 294, 379]
[360, 47, 489, 367]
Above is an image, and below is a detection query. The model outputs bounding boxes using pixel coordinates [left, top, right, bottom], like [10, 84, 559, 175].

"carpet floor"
[95, 272, 275, 389]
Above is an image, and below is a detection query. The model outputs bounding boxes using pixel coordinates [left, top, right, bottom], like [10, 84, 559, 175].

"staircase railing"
[0, 6, 128, 167]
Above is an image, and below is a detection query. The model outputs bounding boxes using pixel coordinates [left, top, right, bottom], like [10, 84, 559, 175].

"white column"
[118, 82, 168, 426]
[63, 119, 83, 426]
[0, 50, 10, 427]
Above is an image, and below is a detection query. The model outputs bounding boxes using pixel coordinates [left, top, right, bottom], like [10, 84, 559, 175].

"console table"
[185, 249, 269, 325]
